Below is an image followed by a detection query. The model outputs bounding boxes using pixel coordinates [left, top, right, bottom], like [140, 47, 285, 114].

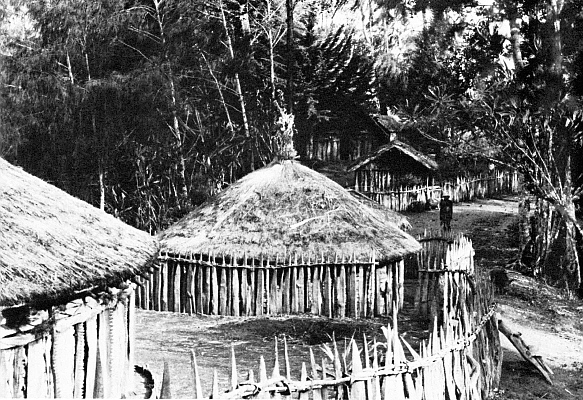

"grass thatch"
[0, 158, 158, 307]
[347, 189, 412, 231]
[349, 140, 439, 172]
[160, 161, 421, 262]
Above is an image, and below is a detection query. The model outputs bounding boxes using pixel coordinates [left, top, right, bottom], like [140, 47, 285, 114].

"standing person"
[440, 194, 453, 232]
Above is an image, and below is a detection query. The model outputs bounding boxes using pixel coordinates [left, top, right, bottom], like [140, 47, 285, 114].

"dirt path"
[405, 196, 583, 399]
[135, 195, 583, 399]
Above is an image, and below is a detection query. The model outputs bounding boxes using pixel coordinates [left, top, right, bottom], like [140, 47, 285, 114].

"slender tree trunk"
[508, 4, 524, 71]
[220, 0, 250, 138]
[286, 0, 294, 113]
[153, 0, 189, 204]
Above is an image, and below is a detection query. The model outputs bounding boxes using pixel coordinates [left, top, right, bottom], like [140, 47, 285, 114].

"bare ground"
[134, 195, 583, 399]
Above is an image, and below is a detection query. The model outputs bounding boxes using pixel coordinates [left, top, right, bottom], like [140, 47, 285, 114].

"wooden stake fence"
[160, 302, 500, 399]
[355, 170, 520, 211]
[149, 234, 502, 399]
[0, 285, 136, 399]
[136, 253, 406, 318]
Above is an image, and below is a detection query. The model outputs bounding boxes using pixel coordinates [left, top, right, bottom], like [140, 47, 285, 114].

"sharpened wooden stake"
[191, 350, 203, 399]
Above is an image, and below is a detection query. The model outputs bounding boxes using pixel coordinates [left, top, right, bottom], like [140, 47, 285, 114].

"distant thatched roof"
[0, 158, 158, 307]
[347, 189, 412, 231]
[160, 161, 421, 262]
[349, 140, 439, 172]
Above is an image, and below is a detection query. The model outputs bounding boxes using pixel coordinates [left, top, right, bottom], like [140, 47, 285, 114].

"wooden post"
[256, 264, 265, 316]
[73, 323, 85, 398]
[211, 264, 219, 315]
[52, 326, 75, 398]
[311, 264, 321, 315]
[231, 263, 240, 317]
[161, 261, 169, 311]
[153, 265, 161, 311]
[219, 266, 228, 315]
[336, 265, 346, 318]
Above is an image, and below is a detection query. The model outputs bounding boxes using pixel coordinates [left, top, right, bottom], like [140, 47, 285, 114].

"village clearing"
[134, 195, 583, 399]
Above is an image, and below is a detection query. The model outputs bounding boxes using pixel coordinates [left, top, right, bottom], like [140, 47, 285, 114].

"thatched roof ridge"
[348, 140, 439, 172]
[160, 161, 421, 262]
[0, 158, 158, 307]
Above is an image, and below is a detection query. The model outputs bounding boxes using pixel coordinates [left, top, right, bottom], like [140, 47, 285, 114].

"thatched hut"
[146, 160, 420, 319]
[0, 158, 158, 398]
[348, 140, 439, 210]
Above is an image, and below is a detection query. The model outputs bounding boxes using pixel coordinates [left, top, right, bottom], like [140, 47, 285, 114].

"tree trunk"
[220, 0, 251, 138]
[508, 4, 524, 71]
[153, 0, 189, 204]
[286, 0, 294, 114]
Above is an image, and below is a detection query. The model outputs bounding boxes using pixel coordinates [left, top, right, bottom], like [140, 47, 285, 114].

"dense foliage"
[2, 0, 583, 291]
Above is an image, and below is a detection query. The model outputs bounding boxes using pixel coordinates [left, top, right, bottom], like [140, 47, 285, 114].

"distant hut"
[152, 160, 421, 319]
[349, 140, 439, 210]
[0, 158, 158, 398]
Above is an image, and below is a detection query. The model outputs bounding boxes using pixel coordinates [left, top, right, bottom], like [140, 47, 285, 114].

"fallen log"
[497, 318, 554, 385]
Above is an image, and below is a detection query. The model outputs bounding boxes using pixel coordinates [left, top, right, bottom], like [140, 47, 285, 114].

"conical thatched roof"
[0, 158, 158, 307]
[160, 161, 421, 262]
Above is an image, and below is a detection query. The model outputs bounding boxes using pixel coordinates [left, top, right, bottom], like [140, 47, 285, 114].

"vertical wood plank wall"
[136, 254, 406, 318]
[0, 285, 135, 399]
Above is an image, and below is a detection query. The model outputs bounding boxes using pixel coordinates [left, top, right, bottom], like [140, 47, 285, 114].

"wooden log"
[297, 265, 305, 313]
[153, 266, 161, 311]
[335, 266, 346, 318]
[219, 267, 228, 315]
[269, 268, 279, 315]
[498, 318, 553, 384]
[320, 357, 329, 400]
[291, 264, 298, 313]
[359, 264, 366, 317]
[230, 346, 238, 391]
[173, 262, 181, 312]
[180, 265, 188, 313]
[26, 336, 50, 398]
[257, 356, 269, 399]
[191, 350, 203, 399]
[185, 265, 193, 315]
[348, 264, 357, 318]
[324, 265, 332, 318]
[211, 265, 219, 315]
[375, 267, 385, 316]
[332, 338, 344, 400]
[256, 266, 265, 316]
[73, 323, 85, 398]
[231, 266, 240, 317]
[205, 264, 212, 315]
[161, 261, 169, 311]
[52, 326, 75, 398]
[211, 369, 219, 399]
[247, 264, 254, 316]
[160, 361, 172, 399]
[282, 267, 290, 314]
[0, 349, 14, 398]
[386, 265, 394, 316]
[11, 346, 25, 399]
[311, 265, 321, 315]
[241, 264, 249, 315]
[309, 349, 322, 400]
[349, 340, 365, 399]
[299, 363, 309, 400]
